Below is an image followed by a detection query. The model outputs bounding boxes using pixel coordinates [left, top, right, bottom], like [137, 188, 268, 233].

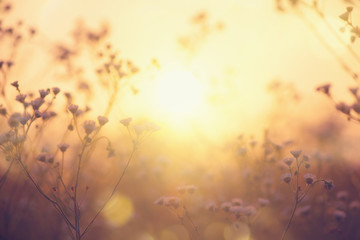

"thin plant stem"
[80, 144, 137, 238]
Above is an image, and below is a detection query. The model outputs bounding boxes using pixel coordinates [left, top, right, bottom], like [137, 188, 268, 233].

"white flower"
[304, 173, 316, 185]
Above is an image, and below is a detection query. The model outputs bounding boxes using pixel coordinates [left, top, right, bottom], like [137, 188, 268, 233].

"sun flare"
[155, 70, 205, 118]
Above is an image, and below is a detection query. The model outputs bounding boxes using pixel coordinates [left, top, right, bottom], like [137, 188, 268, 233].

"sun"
[155, 70, 205, 118]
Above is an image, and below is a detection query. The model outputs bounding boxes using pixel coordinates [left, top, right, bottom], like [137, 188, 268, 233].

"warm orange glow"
[155, 70, 205, 118]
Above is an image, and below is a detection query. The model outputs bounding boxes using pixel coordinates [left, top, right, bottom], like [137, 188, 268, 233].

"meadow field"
[1, 0, 360, 239]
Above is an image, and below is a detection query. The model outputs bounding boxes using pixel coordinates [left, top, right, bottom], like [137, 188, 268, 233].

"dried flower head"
[290, 149, 302, 158]
[323, 179, 335, 190]
[0, 106, 7, 116]
[164, 196, 181, 209]
[258, 198, 270, 207]
[186, 185, 198, 194]
[52, 87, 60, 95]
[31, 97, 44, 110]
[336, 191, 348, 201]
[205, 201, 218, 212]
[304, 173, 316, 185]
[58, 143, 70, 152]
[316, 83, 331, 96]
[334, 210, 346, 221]
[231, 198, 243, 206]
[39, 89, 50, 98]
[97, 116, 108, 126]
[120, 117, 132, 127]
[8, 113, 21, 128]
[36, 153, 47, 162]
[153, 196, 165, 206]
[281, 173, 292, 184]
[68, 104, 79, 114]
[11, 81, 19, 89]
[349, 201, 360, 211]
[336, 102, 351, 115]
[283, 157, 294, 166]
[220, 202, 232, 212]
[83, 120, 96, 135]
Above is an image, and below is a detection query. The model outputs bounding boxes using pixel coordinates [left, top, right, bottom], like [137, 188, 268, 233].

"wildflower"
[15, 94, 26, 103]
[11, 81, 19, 89]
[298, 205, 311, 216]
[58, 143, 70, 152]
[339, 11, 350, 22]
[18, 115, 30, 125]
[47, 154, 55, 164]
[290, 149, 302, 158]
[347, 6, 354, 12]
[34, 110, 42, 118]
[144, 122, 161, 132]
[316, 83, 331, 96]
[244, 206, 256, 216]
[349, 201, 360, 211]
[52, 87, 60, 95]
[304, 173, 316, 185]
[83, 120, 96, 135]
[186, 185, 198, 194]
[31, 97, 44, 110]
[176, 186, 186, 194]
[133, 124, 145, 136]
[153, 196, 165, 206]
[97, 116, 108, 126]
[0, 106, 6, 116]
[283, 157, 294, 167]
[302, 154, 310, 162]
[230, 206, 243, 218]
[336, 102, 351, 115]
[205, 201, 218, 212]
[352, 103, 360, 114]
[333, 210, 346, 221]
[305, 163, 311, 169]
[67, 104, 79, 114]
[39, 89, 50, 98]
[232, 198, 243, 206]
[237, 147, 247, 156]
[336, 191, 348, 201]
[349, 87, 358, 96]
[220, 202, 232, 212]
[36, 153, 47, 162]
[164, 196, 181, 209]
[8, 113, 21, 128]
[281, 173, 292, 184]
[258, 198, 270, 207]
[120, 117, 132, 127]
[323, 179, 335, 190]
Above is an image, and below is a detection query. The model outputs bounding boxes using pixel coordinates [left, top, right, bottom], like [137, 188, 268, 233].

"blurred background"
[2, 0, 360, 239]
